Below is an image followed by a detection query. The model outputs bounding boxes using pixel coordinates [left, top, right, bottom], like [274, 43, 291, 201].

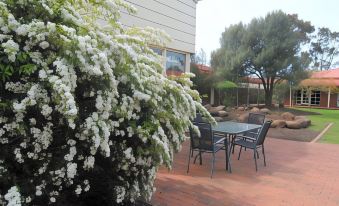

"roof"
[195, 64, 213, 74]
[300, 68, 339, 87]
[310, 68, 339, 79]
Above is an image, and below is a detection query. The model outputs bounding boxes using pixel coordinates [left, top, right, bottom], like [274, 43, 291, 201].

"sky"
[196, 0, 339, 64]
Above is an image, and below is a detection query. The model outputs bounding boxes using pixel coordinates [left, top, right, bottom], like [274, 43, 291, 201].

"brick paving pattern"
[151, 138, 339, 206]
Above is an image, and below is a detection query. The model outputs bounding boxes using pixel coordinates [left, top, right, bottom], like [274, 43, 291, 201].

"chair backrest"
[193, 113, 203, 123]
[248, 113, 265, 125]
[255, 120, 272, 146]
[189, 122, 214, 151]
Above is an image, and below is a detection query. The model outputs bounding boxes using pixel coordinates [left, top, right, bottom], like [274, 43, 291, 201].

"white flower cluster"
[0, 0, 213, 205]
[4, 186, 21, 206]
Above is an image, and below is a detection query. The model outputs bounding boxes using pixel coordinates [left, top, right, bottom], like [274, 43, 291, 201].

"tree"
[192, 48, 207, 65]
[0, 0, 212, 205]
[309, 27, 339, 70]
[211, 11, 314, 107]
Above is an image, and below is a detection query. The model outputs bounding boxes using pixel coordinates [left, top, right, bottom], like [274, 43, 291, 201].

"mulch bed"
[267, 127, 320, 142]
[226, 107, 322, 142]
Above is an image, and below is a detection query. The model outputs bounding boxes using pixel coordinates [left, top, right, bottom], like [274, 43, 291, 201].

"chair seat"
[234, 139, 256, 149]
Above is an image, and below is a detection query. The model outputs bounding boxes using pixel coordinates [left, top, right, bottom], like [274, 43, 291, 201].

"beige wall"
[120, 0, 197, 54]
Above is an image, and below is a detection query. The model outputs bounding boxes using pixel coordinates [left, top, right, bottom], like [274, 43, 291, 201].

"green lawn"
[294, 108, 339, 144]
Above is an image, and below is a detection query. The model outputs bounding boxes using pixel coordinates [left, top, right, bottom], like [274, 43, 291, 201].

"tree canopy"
[211, 11, 314, 106]
[309, 27, 339, 70]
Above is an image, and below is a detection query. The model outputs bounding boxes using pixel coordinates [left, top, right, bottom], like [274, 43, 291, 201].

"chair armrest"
[236, 135, 256, 141]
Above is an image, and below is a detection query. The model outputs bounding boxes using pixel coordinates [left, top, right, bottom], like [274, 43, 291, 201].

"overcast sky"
[196, 0, 339, 64]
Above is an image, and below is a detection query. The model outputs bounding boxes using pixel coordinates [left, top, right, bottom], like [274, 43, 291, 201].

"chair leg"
[211, 153, 215, 178]
[254, 149, 258, 172]
[256, 150, 260, 159]
[187, 148, 191, 173]
[232, 135, 236, 154]
[199, 151, 202, 165]
[191, 148, 194, 157]
[238, 146, 242, 160]
[225, 142, 228, 171]
[262, 145, 266, 167]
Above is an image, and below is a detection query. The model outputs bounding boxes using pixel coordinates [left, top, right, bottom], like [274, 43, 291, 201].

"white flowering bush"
[0, 0, 213, 205]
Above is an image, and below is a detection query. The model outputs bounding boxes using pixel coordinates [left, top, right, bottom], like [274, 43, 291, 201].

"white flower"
[39, 41, 49, 49]
[1, 39, 19, 62]
[41, 104, 53, 117]
[16, 24, 29, 36]
[4, 186, 21, 206]
[66, 162, 77, 179]
[83, 156, 95, 170]
[50, 197, 56, 203]
[75, 185, 82, 195]
[25, 197, 31, 203]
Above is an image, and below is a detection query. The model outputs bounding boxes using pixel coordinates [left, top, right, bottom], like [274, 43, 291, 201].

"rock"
[260, 108, 271, 114]
[237, 113, 249, 123]
[214, 117, 224, 122]
[226, 107, 232, 112]
[204, 104, 212, 111]
[295, 116, 311, 128]
[218, 111, 228, 117]
[285, 120, 302, 129]
[251, 107, 260, 113]
[209, 105, 226, 113]
[271, 120, 286, 128]
[281, 112, 295, 121]
[237, 106, 245, 111]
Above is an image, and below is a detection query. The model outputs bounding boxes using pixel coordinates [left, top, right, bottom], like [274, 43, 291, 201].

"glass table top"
[213, 121, 262, 134]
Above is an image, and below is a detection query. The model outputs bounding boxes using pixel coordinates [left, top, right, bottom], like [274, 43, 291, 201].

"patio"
[151, 138, 339, 206]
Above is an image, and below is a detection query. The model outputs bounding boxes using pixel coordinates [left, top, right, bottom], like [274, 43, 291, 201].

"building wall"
[119, 0, 197, 73]
[285, 90, 339, 108]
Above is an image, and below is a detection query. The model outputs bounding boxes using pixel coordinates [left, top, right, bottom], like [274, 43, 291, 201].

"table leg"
[227, 134, 237, 173]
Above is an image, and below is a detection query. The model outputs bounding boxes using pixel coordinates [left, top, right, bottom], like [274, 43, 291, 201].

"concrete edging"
[310, 123, 334, 143]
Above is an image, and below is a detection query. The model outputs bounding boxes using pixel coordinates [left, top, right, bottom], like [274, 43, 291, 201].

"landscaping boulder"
[251, 107, 260, 113]
[271, 120, 286, 128]
[209, 105, 226, 113]
[204, 104, 212, 111]
[281, 112, 295, 121]
[214, 117, 225, 122]
[237, 106, 245, 111]
[285, 120, 303, 129]
[295, 116, 311, 128]
[218, 111, 229, 117]
[260, 108, 271, 114]
[237, 113, 249, 123]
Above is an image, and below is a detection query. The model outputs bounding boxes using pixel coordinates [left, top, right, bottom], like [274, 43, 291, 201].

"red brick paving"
[151, 138, 339, 206]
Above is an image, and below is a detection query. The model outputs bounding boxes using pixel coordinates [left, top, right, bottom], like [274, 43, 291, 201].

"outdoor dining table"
[212, 121, 262, 173]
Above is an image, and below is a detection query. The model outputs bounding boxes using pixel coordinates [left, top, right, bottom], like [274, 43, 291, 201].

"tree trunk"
[264, 89, 273, 107]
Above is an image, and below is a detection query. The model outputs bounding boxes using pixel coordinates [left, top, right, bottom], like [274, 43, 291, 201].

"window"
[302, 90, 309, 104]
[295, 90, 302, 104]
[151, 47, 162, 55]
[310, 91, 320, 105]
[166, 51, 186, 75]
[295, 89, 320, 105]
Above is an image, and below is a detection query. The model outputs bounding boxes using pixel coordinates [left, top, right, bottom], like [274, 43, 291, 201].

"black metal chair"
[233, 120, 272, 171]
[244, 113, 266, 138]
[187, 122, 229, 178]
[232, 113, 266, 154]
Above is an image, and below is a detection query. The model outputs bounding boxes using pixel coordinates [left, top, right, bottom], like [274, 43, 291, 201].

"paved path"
[151, 138, 339, 206]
